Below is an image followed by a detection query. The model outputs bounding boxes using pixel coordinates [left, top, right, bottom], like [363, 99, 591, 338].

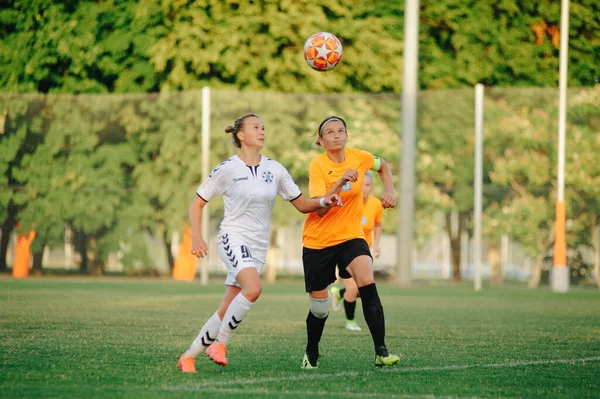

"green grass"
[1, 277, 599, 398]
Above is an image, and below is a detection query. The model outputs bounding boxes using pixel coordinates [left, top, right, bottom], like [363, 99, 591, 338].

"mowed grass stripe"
[168, 386, 495, 399]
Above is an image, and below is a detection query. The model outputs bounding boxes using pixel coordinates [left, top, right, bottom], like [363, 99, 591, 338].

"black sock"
[344, 299, 356, 321]
[358, 283, 386, 354]
[339, 288, 346, 298]
[305, 311, 327, 354]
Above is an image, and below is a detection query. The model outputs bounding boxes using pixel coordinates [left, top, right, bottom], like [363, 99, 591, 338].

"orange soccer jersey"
[303, 148, 375, 249]
[362, 195, 383, 248]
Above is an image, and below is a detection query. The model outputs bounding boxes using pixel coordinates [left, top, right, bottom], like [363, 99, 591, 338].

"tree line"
[0, 0, 598, 94]
[0, 0, 599, 284]
[1, 87, 598, 287]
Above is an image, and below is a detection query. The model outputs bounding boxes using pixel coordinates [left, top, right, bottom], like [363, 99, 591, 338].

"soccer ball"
[303, 32, 343, 72]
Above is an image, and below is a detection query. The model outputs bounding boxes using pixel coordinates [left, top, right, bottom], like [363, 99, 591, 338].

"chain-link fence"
[1, 87, 598, 285]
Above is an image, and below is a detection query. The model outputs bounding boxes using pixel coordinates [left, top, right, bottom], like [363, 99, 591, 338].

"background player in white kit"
[177, 114, 341, 372]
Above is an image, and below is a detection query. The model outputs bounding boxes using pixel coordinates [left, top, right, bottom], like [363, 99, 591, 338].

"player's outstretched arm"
[376, 159, 396, 209]
[291, 194, 342, 214]
[314, 169, 358, 217]
[189, 195, 209, 258]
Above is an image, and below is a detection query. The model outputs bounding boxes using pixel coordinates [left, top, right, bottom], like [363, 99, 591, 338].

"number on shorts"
[240, 245, 251, 259]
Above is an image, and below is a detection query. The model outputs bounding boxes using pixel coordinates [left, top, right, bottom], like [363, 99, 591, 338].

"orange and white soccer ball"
[303, 32, 343, 72]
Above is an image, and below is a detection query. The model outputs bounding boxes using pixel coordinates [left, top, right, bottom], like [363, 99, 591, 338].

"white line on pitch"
[164, 356, 600, 391]
[381, 356, 600, 374]
[181, 387, 491, 399]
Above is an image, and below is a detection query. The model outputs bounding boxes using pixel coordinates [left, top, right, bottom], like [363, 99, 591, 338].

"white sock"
[185, 312, 222, 358]
[215, 294, 255, 346]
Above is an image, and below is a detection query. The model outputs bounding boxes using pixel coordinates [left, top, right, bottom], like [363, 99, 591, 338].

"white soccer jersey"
[197, 155, 302, 247]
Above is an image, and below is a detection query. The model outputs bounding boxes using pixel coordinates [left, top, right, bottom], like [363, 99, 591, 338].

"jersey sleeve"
[358, 149, 376, 172]
[308, 159, 327, 198]
[277, 164, 302, 201]
[196, 162, 229, 202]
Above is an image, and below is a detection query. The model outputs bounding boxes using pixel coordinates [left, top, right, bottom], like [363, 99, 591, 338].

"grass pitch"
[1, 277, 599, 398]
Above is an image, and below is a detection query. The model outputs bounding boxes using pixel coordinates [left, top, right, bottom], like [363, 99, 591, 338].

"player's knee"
[242, 283, 262, 302]
[309, 296, 329, 319]
[346, 286, 359, 300]
[354, 273, 375, 287]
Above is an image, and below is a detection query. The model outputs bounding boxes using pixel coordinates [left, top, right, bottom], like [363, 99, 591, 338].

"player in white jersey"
[177, 114, 341, 372]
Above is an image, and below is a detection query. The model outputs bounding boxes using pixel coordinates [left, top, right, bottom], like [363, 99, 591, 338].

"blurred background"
[1, 0, 599, 288]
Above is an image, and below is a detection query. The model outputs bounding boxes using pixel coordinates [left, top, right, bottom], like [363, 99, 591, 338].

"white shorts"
[217, 232, 266, 287]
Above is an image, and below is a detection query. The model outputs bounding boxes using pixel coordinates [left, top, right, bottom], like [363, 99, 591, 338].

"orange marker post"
[553, 201, 567, 268]
[12, 230, 36, 278]
[173, 226, 198, 281]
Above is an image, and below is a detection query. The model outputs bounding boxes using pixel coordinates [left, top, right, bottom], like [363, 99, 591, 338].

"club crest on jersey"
[361, 216, 367, 225]
[262, 171, 273, 183]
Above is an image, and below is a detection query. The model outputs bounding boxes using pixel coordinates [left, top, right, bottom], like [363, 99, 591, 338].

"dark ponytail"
[225, 113, 259, 148]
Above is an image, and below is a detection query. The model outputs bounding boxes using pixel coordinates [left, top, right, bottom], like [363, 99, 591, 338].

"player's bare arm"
[188, 195, 209, 258]
[315, 169, 358, 217]
[292, 194, 342, 213]
[376, 159, 396, 209]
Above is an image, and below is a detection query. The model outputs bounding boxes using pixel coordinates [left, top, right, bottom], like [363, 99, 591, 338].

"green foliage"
[563, 89, 600, 249]
[482, 87, 600, 264]
[417, 89, 475, 211]
[483, 88, 556, 256]
[6, 94, 149, 271]
[2, 0, 597, 94]
[0, 101, 25, 223]
[0, 94, 45, 227]
[0, 0, 162, 93]
[148, 0, 403, 93]
[3, 87, 599, 272]
[420, 0, 600, 88]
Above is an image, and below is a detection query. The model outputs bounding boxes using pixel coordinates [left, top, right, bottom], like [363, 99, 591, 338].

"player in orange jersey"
[300, 116, 400, 369]
[329, 172, 383, 332]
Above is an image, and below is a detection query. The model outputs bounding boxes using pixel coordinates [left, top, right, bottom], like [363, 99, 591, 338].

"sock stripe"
[215, 294, 254, 346]
[228, 315, 242, 330]
[200, 331, 216, 346]
[186, 312, 222, 357]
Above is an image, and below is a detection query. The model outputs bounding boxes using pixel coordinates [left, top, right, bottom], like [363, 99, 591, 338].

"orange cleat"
[205, 342, 228, 366]
[177, 353, 196, 373]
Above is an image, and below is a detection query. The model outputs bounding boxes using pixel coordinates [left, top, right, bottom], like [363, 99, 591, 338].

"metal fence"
[1, 87, 598, 284]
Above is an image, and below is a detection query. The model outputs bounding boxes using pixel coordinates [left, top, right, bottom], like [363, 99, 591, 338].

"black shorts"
[302, 238, 372, 292]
